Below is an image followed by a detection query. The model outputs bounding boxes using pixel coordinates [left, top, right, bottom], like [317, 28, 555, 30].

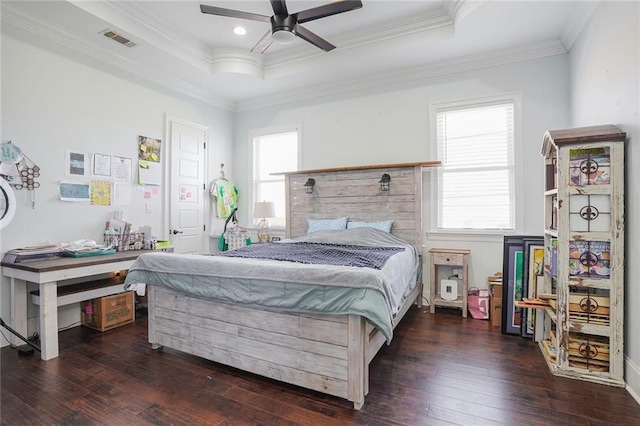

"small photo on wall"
[65, 149, 88, 177]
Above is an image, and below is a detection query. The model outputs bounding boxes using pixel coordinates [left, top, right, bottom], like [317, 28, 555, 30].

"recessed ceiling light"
[233, 26, 246, 36]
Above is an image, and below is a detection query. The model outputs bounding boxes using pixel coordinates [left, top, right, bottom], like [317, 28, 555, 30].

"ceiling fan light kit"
[200, 0, 363, 53]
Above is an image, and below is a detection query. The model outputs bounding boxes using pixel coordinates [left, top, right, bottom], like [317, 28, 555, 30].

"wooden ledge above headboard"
[276, 161, 440, 175]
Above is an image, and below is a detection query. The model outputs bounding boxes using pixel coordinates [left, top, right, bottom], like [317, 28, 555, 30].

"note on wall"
[113, 182, 132, 206]
[138, 160, 161, 186]
[92, 153, 112, 177]
[112, 156, 132, 181]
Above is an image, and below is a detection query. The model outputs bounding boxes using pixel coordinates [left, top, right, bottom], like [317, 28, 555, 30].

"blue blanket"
[213, 241, 404, 270]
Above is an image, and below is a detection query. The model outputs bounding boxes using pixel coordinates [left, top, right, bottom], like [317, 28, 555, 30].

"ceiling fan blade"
[295, 0, 363, 24]
[295, 25, 335, 52]
[270, 0, 288, 16]
[200, 4, 271, 23]
[251, 29, 274, 54]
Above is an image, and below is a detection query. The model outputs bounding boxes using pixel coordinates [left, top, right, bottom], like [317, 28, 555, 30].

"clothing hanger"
[218, 163, 228, 181]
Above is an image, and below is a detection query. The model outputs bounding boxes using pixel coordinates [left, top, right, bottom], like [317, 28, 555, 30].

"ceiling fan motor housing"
[271, 14, 297, 33]
[271, 14, 297, 43]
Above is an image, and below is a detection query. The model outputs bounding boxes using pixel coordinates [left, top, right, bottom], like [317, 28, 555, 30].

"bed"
[124, 162, 438, 409]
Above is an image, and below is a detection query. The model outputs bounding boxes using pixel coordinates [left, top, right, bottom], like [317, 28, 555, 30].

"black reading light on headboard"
[379, 174, 391, 191]
[304, 178, 315, 194]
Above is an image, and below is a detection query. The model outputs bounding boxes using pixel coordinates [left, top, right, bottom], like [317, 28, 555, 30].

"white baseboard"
[626, 355, 640, 405]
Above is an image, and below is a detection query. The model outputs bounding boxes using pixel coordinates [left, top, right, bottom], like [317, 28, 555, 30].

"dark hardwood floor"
[2, 306, 639, 425]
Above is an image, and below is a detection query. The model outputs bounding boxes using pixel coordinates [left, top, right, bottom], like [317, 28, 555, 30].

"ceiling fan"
[200, 0, 363, 54]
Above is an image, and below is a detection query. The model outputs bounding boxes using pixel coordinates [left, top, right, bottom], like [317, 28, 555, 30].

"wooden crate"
[81, 291, 135, 332]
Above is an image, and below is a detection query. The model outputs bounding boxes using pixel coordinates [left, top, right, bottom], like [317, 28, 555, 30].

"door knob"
[171, 229, 184, 235]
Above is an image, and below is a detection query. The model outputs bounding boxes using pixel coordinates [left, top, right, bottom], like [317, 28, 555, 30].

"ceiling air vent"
[102, 30, 136, 48]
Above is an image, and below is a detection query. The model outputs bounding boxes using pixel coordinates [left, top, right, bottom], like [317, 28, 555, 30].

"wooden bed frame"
[146, 162, 438, 409]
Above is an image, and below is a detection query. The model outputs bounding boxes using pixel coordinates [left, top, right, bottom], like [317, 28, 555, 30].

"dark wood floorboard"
[2, 306, 639, 425]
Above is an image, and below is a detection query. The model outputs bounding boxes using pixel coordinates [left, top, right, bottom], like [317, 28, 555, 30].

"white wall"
[568, 1, 640, 401]
[235, 55, 571, 290]
[0, 36, 234, 341]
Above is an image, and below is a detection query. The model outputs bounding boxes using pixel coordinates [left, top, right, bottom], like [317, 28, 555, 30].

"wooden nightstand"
[429, 248, 470, 317]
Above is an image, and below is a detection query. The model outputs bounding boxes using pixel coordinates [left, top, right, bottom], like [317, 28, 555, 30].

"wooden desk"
[2, 251, 144, 360]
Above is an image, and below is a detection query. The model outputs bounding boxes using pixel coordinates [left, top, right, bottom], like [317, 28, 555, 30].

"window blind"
[252, 130, 298, 228]
[436, 101, 515, 231]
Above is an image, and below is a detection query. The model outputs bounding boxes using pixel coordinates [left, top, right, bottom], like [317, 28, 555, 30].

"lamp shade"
[253, 201, 275, 218]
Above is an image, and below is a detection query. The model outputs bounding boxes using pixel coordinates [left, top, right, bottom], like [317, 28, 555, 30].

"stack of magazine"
[2, 244, 62, 264]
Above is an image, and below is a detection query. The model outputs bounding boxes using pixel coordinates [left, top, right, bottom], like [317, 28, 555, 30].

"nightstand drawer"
[432, 253, 464, 266]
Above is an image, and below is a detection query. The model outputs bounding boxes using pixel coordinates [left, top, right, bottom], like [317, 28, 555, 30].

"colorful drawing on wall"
[90, 180, 112, 206]
[138, 136, 162, 162]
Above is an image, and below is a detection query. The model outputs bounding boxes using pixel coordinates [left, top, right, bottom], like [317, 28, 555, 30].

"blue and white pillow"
[306, 217, 349, 233]
[347, 220, 394, 233]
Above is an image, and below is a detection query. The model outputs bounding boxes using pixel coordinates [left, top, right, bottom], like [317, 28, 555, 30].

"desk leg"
[39, 281, 59, 360]
[9, 277, 28, 347]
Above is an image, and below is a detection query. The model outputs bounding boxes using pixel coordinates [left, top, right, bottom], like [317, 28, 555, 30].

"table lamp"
[253, 201, 275, 243]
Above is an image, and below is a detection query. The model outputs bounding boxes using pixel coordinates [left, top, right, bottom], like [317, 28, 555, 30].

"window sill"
[426, 231, 506, 244]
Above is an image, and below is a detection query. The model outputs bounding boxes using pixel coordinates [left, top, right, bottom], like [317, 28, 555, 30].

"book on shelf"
[548, 238, 558, 277]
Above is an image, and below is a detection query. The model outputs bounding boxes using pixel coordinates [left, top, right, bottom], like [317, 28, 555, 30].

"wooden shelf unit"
[429, 248, 470, 317]
[539, 125, 625, 387]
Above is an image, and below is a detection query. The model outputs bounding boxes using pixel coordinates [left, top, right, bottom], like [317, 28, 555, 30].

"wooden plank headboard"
[282, 162, 440, 249]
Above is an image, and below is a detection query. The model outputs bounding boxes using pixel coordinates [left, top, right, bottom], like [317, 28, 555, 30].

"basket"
[218, 207, 252, 251]
[104, 231, 144, 251]
[224, 229, 251, 250]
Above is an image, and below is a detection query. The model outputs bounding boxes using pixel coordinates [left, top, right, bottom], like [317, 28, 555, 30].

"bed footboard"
[147, 285, 368, 408]
[146, 281, 421, 409]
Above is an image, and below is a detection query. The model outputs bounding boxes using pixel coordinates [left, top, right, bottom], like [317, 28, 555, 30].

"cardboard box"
[81, 291, 135, 332]
[490, 283, 502, 327]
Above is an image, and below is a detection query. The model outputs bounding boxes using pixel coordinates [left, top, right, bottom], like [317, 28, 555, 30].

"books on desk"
[2, 244, 63, 264]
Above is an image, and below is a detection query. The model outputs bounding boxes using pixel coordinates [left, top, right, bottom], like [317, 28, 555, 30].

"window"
[433, 98, 516, 232]
[250, 126, 300, 228]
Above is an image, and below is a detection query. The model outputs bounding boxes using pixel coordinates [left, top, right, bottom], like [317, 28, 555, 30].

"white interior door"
[167, 117, 208, 254]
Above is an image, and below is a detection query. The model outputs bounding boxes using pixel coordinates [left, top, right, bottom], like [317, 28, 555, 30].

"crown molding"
[0, 1, 573, 115]
[235, 39, 567, 112]
[68, 0, 213, 71]
[0, 5, 138, 71]
[560, 0, 600, 51]
[0, 4, 235, 112]
[264, 8, 454, 72]
[210, 48, 266, 78]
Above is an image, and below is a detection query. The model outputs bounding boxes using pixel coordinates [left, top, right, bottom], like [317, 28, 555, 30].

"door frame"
[163, 114, 210, 253]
